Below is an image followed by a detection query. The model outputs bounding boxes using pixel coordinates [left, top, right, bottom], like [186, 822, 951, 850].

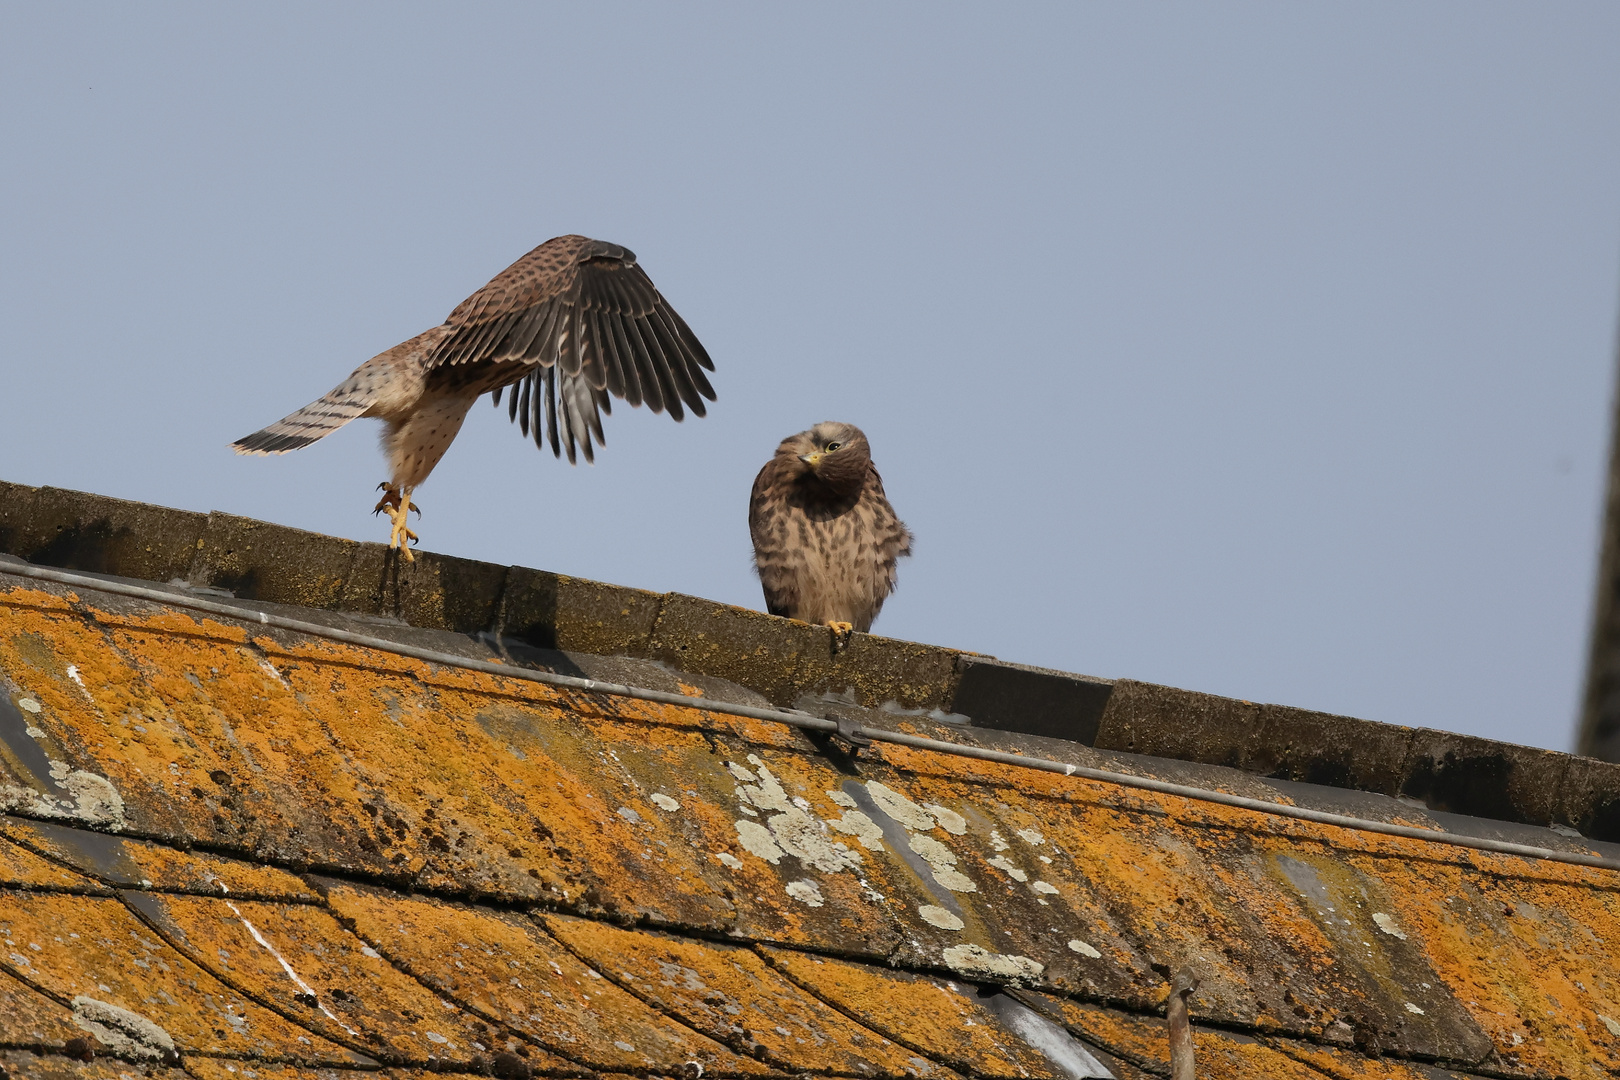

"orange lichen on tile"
[1263, 1037, 1478, 1079]
[116, 842, 317, 900]
[375, 693, 736, 924]
[569, 741, 903, 953]
[756, 945, 1060, 1078]
[1254, 848, 1494, 1063]
[133, 893, 538, 1070]
[0, 817, 313, 899]
[0, 890, 358, 1062]
[322, 882, 772, 1075]
[0, 967, 81, 1045]
[0, 1050, 189, 1080]
[1348, 852, 1620, 1077]
[178, 1062, 348, 1080]
[17, 578, 1620, 1080]
[0, 831, 105, 892]
[182, 1063, 575, 1080]
[1020, 996, 1331, 1080]
[540, 913, 929, 1077]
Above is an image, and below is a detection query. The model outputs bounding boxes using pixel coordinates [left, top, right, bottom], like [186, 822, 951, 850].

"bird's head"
[781, 421, 871, 489]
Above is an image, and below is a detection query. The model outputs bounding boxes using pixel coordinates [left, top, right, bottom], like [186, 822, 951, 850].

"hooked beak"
[799, 452, 823, 468]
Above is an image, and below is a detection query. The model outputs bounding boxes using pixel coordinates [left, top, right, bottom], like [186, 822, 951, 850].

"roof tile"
[756, 946, 1067, 1078]
[128, 893, 545, 1070]
[539, 913, 930, 1077]
[0, 890, 362, 1063]
[0, 969, 82, 1045]
[0, 829, 107, 892]
[0, 1050, 189, 1080]
[321, 881, 774, 1075]
[0, 816, 314, 899]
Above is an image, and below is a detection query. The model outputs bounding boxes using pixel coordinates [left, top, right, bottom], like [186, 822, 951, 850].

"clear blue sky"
[4, 5, 1619, 750]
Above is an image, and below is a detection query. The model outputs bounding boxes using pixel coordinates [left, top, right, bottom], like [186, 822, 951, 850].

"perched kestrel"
[749, 422, 913, 638]
[232, 235, 715, 559]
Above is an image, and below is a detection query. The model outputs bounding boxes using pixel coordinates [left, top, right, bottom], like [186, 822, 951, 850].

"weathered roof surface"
[3, 480, 1620, 1079]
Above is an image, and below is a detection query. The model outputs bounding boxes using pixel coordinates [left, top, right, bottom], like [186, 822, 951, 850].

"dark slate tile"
[0, 486, 204, 584]
[1555, 754, 1620, 843]
[646, 593, 829, 706]
[1250, 703, 1415, 795]
[333, 542, 507, 634]
[496, 566, 663, 656]
[189, 512, 362, 610]
[952, 656, 1113, 744]
[1399, 729, 1570, 827]
[794, 630, 962, 712]
[1090, 678, 1264, 771]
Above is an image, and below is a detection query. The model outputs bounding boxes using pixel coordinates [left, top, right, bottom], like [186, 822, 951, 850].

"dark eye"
[826, 442, 842, 452]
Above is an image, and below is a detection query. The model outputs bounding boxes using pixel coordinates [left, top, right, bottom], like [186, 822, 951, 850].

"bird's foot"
[828, 621, 855, 653]
[373, 485, 420, 562]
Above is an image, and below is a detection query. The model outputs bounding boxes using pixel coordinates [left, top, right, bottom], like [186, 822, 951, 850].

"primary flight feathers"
[232, 234, 716, 558]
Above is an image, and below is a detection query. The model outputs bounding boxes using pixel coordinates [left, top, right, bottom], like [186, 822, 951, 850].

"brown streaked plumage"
[231, 235, 715, 559]
[749, 421, 913, 637]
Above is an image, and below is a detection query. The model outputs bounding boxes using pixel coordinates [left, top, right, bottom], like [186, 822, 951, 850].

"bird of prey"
[749, 421, 913, 639]
[232, 235, 715, 560]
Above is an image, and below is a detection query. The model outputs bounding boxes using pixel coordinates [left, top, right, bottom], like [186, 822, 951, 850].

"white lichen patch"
[1372, 912, 1406, 940]
[732, 766, 863, 874]
[1404, 1002, 1425, 1015]
[942, 944, 1044, 983]
[1600, 1014, 1620, 1037]
[923, 803, 968, 835]
[650, 793, 681, 812]
[658, 962, 708, 991]
[989, 829, 1010, 851]
[725, 762, 757, 782]
[827, 789, 858, 808]
[615, 806, 644, 825]
[1067, 939, 1102, 959]
[866, 781, 937, 831]
[785, 879, 825, 907]
[826, 809, 886, 851]
[72, 996, 175, 1060]
[737, 758, 794, 813]
[909, 833, 976, 892]
[1031, 881, 1059, 895]
[1016, 828, 1045, 845]
[715, 852, 743, 870]
[17, 698, 41, 714]
[918, 905, 964, 931]
[987, 856, 1028, 882]
[1, 763, 125, 830]
[735, 820, 784, 864]
[767, 808, 863, 873]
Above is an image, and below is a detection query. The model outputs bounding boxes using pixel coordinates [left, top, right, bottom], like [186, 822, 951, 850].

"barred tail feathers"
[230, 371, 378, 455]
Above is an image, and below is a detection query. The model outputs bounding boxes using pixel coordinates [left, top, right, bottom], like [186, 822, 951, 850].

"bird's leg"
[372, 483, 420, 562]
[827, 621, 855, 653]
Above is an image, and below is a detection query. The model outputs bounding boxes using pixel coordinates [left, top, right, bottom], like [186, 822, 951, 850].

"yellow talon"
[373, 486, 419, 562]
[828, 621, 855, 653]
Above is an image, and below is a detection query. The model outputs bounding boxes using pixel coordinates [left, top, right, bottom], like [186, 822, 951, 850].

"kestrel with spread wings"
[232, 235, 715, 559]
[749, 421, 913, 639]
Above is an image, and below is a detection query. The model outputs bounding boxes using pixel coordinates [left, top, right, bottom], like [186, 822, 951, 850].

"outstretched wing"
[431, 235, 715, 464]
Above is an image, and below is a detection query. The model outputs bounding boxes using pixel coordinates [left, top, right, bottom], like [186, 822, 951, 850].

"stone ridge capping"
[5, 477, 1620, 842]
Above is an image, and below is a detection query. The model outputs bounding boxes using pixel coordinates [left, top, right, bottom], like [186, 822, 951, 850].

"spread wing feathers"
[231, 366, 379, 455]
[452, 235, 716, 463]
